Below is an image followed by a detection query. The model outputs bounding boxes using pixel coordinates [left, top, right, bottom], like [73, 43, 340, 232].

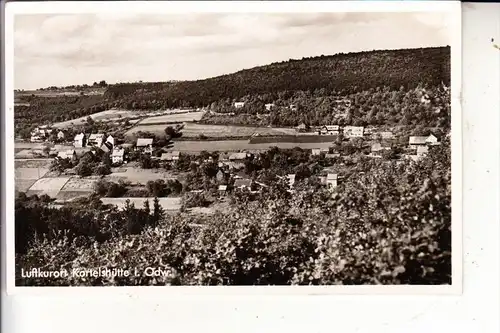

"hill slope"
[105, 46, 450, 109]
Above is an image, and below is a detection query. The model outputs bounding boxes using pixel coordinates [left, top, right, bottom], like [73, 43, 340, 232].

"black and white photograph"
[7, 3, 461, 288]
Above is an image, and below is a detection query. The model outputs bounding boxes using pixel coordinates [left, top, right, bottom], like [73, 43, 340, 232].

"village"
[12, 11, 454, 288]
[15, 113, 445, 214]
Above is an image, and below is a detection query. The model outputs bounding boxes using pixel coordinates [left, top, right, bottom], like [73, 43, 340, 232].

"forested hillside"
[14, 46, 450, 135]
[104, 47, 450, 110]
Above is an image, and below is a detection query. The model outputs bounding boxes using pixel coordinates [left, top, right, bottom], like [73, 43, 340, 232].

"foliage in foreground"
[15, 143, 451, 286]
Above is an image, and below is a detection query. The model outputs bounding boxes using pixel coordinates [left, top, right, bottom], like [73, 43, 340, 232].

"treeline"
[104, 47, 450, 109]
[15, 141, 451, 285]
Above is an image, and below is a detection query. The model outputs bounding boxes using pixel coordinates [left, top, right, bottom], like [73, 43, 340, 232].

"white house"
[312, 148, 329, 156]
[343, 126, 364, 138]
[425, 134, 439, 145]
[409, 134, 439, 149]
[287, 174, 296, 187]
[57, 149, 77, 161]
[289, 104, 298, 111]
[234, 179, 252, 191]
[111, 147, 125, 164]
[160, 151, 180, 162]
[88, 133, 105, 147]
[416, 145, 429, 157]
[264, 103, 275, 111]
[106, 135, 115, 147]
[234, 102, 245, 108]
[73, 133, 86, 148]
[57, 131, 65, 140]
[228, 152, 248, 162]
[380, 131, 394, 139]
[320, 125, 339, 135]
[136, 138, 154, 154]
[326, 173, 338, 190]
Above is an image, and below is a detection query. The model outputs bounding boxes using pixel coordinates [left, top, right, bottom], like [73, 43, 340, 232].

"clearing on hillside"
[125, 123, 299, 138]
[138, 111, 205, 125]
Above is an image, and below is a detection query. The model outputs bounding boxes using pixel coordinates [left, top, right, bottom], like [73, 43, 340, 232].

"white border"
[3, 1, 462, 295]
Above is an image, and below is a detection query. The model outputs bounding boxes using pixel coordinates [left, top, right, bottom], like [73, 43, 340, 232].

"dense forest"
[104, 47, 450, 109]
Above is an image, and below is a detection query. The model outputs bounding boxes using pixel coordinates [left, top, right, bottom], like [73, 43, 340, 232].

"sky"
[13, 12, 451, 90]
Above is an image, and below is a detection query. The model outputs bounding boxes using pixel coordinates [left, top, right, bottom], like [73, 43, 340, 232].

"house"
[296, 123, 307, 133]
[343, 126, 364, 138]
[416, 145, 429, 157]
[73, 133, 86, 148]
[325, 153, 340, 159]
[111, 148, 125, 164]
[219, 152, 231, 162]
[160, 151, 180, 162]
[320, 125, 340, 135]
[335, 99, 351, 107]
[56, 149, 77, 161]
[409, 134, 439, 148]
[289, 104, 298, 111]
[326, 173, 338, 190]
[287, 174, 296, 187]
[405, 154, 420, 162]
[57, 131, 65, 140]
[234, 102, 245, 108]
[380, 131, 394, 140]
[99, 142, 113, 154]
[426, 134, 439, 145]
[234, 179, 252, 191]
[30, 133, 44, 143]
[87, 133, 105, 147]
[371, 142, 391, 153]
[409, 136, 428, 148]
[264, 103, 275, 111]
[106, 135, 115, 147]
[228, 152, 248, 162]
[216, 169, 228, 183]
[136, 138, 154, 154]
[312, 148, 329, 156]
[218, 185, 228, 195]
[30, 126, 53, 142]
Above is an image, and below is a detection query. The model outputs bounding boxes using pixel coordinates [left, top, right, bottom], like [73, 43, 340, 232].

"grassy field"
[126, 123, 300, 138]
[100, 197, 182, 211]
[51, 109, 142, 128]
[167, 140, 334, 152]
[15, 159, 52, 169]
[138, 111, 205, 125]
[51, 108, 197, 129]
[61, 177, 98, 191]
[27, 177, 71, 197]
[16, 179, 38, 193]
[56, 191, 93, 201]
[15, 168, 50, 180]
[105, 167, 176, 185]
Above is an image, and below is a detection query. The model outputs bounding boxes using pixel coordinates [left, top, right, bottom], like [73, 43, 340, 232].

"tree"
[164, 126, 178, 138]
[101, 153, 112, 167]
[42, 145, 51, 157]
[140, 154, 152, 169]
[94, 164, 111, 176]
[152, 197, 164, 227]
[76, 160, 93, 177]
